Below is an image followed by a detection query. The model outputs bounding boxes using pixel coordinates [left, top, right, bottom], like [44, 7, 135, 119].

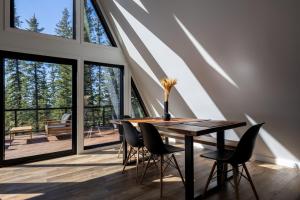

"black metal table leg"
[216, 130, 226, 187]
[185, 135, 194, 200]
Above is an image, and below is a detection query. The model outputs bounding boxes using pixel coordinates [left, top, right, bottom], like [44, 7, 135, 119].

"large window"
[84, 62, 123, 149]
[11, 0, 75, 39]
[83, 0, 116, 46]
[0, 51, 77, 164]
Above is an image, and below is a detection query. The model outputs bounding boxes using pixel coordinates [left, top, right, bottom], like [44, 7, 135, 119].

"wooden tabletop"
[110, 118, 246, 137]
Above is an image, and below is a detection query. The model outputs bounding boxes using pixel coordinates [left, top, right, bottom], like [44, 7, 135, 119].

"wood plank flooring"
[0, 146, 299, 200]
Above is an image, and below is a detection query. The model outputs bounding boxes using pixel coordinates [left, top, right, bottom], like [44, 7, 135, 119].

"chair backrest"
[139, 123, 166, 155]
[230, 123, 264, 164]
[61, 113, 71, 124]
[122, 121, 142, 147]
[118, 115, 131, 135]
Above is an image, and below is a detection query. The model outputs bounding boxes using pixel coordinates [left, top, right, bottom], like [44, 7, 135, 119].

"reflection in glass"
[131, 80, 148, 118]
[84, 62, 121, 148]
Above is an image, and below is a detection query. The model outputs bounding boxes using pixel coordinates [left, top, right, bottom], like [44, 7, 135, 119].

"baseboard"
[253, 153, 300, 169]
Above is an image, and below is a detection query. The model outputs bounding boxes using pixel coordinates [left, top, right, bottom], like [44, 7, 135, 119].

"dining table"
[110, 117, 246, 200]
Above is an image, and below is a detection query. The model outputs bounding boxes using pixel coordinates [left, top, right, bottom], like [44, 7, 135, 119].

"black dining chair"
[121, 121, 145, 182]
[139, 122, 185, 198]
[201, 123, 264, 200]
[117, 115, 132, 158]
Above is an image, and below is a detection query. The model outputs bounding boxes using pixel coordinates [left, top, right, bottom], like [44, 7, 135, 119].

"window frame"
[10, 0, 77, 40]
[83, 0, 117, 47]
[83, 61, 124, 150]
[0, 50, 78, 167]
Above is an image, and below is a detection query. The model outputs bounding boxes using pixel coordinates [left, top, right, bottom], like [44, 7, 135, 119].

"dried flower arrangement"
[160, 78, 177, 121]
[160, 78, 177, 102]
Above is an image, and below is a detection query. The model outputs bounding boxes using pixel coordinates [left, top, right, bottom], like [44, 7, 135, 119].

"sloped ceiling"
[99, 0, 300, 167]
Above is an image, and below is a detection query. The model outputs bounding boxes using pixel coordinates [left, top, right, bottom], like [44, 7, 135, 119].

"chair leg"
[233, 164, 240, 200]
[140, 154, 152, 184]
[122, 147, 133, 174]
[142, 147, 145, 166]
[171, 154, 185, 186]
[160, 154, 164, 198]
[117, 142, 123, 158]
[243, 163, 259, 200]
[203, 161, 217, 194]
[136, 147, 139, 183]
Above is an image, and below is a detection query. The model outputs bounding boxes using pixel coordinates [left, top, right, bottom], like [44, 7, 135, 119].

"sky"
[15, 0, 73, 35]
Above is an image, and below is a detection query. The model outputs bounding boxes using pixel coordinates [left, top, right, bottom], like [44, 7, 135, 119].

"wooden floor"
[5, 129, 119, 160]
[0, 145, 299, 200]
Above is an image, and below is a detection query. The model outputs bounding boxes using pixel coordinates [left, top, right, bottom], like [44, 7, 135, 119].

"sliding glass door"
[84, 62, 123, 149]
[0, 51, 77, 165]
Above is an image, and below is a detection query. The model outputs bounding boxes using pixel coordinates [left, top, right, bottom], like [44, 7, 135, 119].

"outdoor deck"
[5, 129, 120, 160]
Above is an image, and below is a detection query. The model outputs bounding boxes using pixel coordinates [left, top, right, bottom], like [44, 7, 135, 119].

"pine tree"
[4, 59, 28, 129]
[23, 16, 46, 130]
[54, 9, 73, 115]
[84, 65, 96, 126]
[26, 14, 45, 32]
[83, 0, 94, 42]
[55, 8, 73, 39]
[14, 6, 22, 28]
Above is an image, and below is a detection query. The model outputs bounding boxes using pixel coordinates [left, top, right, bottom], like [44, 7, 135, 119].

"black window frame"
[131, 78, 149, 117]
[83, 61, 123, 150]
[0, 50, 78, 167]
[10, 0, 77, 40]
[83, 0, 117, 47]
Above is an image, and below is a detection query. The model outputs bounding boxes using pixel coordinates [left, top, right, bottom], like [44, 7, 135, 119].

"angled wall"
[101, 0, 300, 167]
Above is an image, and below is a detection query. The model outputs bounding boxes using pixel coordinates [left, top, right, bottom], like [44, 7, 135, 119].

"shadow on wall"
[101, 0, 300, 167]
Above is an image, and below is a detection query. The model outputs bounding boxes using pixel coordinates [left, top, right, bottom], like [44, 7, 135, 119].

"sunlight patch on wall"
[132, 0, 149, 13]
[113, 0, 239, 140]
[246, 114, 300, 168]
[110, 14, 160, 85]
[174, 16, 239, 88]
[150, 103, 160, 117]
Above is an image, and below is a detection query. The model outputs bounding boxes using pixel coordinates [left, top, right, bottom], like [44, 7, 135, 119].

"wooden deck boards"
[4, 130, 119, 160]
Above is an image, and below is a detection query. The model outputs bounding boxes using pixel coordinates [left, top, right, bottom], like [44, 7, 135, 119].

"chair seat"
[201, 149, 235, 161]
[164, 144, 184, 154]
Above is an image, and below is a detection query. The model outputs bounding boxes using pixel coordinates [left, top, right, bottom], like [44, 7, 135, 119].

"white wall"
[0, 0, 131, 153]
[101, 0, 300, 167]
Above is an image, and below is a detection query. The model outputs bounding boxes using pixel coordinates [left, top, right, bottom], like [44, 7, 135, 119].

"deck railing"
[5, 105, 116, 133]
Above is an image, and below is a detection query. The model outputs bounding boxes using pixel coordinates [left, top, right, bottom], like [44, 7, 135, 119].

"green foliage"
[55, 8, 73, 39]
[26, 14, 45, 33]
[83, 0, 112, 45]
[131, 83, 147, 118]
[84, 64, 121, 129]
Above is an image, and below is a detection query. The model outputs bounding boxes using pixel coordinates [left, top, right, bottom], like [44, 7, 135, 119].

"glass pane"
[4, 58, 73, 160]
[13, 0, 74, 39]
[131, 81, 147, 118]
[84, 63, 121, 148]
[83, 0, 113, 46]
